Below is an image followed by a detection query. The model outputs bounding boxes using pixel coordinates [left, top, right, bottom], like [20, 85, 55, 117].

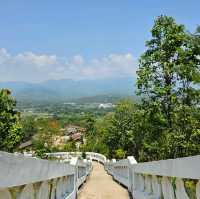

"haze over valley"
[0, 77, 136, 102]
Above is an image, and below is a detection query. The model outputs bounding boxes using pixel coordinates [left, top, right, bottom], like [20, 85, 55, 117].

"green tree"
[115, 148, 126, 159]
[0, 89, 23, 152]
[84, 113, 95, 136]
[21, 116, 38, 142]
[105, 100, 135, 158]
[63, 140, 77, 152]
[137, 15, 187, 128]
[137, 16, 200, 160]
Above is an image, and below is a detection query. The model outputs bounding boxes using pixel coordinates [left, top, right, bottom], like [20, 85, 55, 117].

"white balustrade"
[0, 151, 92, 199]
[46, 152, 107, 164]
[105, 155, 200, 199]
[2, 150, 199, 199]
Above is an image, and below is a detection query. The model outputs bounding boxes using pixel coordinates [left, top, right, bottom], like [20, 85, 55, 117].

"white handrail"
[46, 151, 107, 164]
[105, 155, 200, 199]
[2, 150, 199, 199]
[0, 151, 92, 199]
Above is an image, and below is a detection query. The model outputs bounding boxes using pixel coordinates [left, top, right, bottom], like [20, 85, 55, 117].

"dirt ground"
[78, 162, 129, 199]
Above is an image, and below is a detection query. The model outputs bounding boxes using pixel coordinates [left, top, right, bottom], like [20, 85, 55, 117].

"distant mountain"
[0, 77, 136, 102]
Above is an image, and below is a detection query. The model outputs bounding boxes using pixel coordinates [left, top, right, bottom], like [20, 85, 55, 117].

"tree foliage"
[136, 16, 200, 160]
[21, 116, 38, 142]
[82, 16, 200, 162]
[0, 89, 23, 152]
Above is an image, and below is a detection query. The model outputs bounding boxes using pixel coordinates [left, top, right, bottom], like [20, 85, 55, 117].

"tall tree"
[137, 16, 200, 160]
[137, 15, 187, 128]
[172, 25, 200, 157]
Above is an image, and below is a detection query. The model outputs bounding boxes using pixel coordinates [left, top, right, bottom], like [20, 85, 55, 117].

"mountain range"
[0, 77, 136, 102]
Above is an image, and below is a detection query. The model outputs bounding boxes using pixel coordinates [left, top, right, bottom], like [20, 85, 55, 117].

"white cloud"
[0, 48, 138, 82]
[71, 55, 84, 65]
[15, 52, 57, 67]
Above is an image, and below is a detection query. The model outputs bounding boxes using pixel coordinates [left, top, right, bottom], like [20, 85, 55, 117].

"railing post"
[127, 156, 137, 195]
[70, 157, 79, 197]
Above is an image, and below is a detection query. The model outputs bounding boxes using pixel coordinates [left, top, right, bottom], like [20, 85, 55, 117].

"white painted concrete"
[46, 152, 107, 164]
[0, 151, 92, 199]
[105, 155, 200, 199]
[1, 151, 200, 199]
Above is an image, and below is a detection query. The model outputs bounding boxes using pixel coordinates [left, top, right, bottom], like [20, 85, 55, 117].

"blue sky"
[0, 0, 199, 82]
